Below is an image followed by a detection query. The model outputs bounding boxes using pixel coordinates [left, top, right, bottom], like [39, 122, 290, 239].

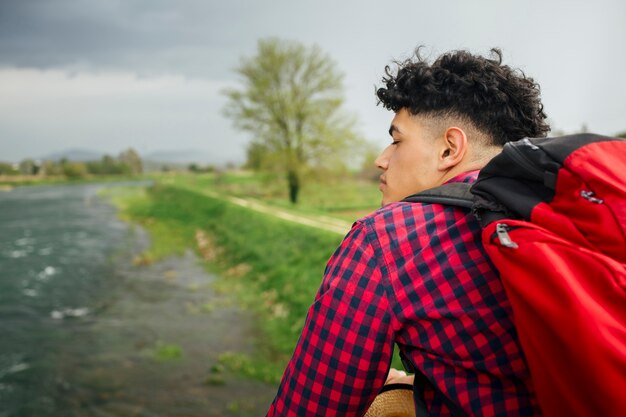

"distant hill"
[38, 148, 242, 169]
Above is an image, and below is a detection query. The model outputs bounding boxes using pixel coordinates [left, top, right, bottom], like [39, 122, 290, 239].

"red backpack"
[405, 133, 626, 416]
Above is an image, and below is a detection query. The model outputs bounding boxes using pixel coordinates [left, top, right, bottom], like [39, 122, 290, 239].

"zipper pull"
[496, 223, 518, 248]
[580, 190, 604, 204]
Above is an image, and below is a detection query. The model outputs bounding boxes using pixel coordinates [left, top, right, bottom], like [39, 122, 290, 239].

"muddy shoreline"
[64, 223, 279, 416]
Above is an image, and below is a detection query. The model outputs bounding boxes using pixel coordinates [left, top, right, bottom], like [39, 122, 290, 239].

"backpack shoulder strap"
[402, 182, 473, 208]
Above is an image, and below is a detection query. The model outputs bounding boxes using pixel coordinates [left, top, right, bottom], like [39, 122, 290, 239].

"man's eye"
[392, 140, 400, 145]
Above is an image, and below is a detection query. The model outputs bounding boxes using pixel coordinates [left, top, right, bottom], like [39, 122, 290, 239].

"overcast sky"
[0, 0, 625, 164]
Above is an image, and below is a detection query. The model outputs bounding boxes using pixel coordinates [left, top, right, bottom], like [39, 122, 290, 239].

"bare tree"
[119, 148, 143, 175]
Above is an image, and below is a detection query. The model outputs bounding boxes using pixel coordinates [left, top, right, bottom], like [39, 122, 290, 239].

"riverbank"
[104, 182, 348, 383]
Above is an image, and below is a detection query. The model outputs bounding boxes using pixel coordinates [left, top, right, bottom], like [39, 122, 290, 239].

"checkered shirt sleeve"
[267, 220, 394, 417]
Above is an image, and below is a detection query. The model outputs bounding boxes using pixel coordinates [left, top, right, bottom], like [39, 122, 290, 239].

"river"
[0, 182, 276, 417]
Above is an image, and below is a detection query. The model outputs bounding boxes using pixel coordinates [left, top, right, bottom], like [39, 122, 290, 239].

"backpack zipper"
[503, 140, 544, 180]
[580, 190, 604, 204]
[495, 223, 519, 248]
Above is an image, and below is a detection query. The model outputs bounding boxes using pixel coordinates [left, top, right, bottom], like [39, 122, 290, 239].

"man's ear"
[438, 127, 468, 170]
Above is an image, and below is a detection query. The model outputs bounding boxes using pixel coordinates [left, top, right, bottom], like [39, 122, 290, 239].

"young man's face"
[375, 109, 445, 206]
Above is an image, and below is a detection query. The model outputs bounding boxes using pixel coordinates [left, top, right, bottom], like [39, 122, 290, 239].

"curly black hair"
[376, 48, 550, 145]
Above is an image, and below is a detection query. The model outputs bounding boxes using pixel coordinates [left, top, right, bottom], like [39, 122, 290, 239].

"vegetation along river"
[0, 182, 276, 417]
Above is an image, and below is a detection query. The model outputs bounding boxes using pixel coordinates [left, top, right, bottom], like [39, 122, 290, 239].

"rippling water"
[0, 183, 276, 417]
[0, 183, 138, 415]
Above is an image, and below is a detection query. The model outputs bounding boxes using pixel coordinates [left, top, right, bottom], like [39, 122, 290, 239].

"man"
[267, 48, 549, 416]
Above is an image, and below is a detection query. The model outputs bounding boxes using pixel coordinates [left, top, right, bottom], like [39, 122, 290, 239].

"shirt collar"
[444, 170, 480, 185]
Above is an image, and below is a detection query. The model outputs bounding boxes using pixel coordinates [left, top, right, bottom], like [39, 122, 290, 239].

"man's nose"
[375, 147, 390, 170]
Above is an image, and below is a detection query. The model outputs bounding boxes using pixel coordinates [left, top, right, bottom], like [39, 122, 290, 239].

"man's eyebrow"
[388, 124, 399, 137]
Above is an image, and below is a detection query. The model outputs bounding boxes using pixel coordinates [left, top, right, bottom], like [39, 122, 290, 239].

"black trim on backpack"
[402, 182, 473, 208]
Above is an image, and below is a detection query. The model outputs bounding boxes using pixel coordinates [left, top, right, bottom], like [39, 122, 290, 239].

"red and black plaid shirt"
[267, 172, 539, 416]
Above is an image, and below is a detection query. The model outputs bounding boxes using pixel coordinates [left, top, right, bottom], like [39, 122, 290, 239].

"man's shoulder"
[354, 201, 434, 241]
[357, 201, 413, 226]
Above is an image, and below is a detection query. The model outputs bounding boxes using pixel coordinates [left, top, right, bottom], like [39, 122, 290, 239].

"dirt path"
[201, 190, 353, 235]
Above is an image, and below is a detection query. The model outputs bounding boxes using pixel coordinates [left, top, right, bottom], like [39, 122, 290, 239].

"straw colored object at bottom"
[364, 384, 415, 417]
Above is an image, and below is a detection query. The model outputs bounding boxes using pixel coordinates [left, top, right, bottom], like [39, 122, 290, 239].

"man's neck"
[438, 144, 501, 185]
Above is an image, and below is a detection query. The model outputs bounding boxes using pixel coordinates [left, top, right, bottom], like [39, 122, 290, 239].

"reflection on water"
[0, 183, 276, 416]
